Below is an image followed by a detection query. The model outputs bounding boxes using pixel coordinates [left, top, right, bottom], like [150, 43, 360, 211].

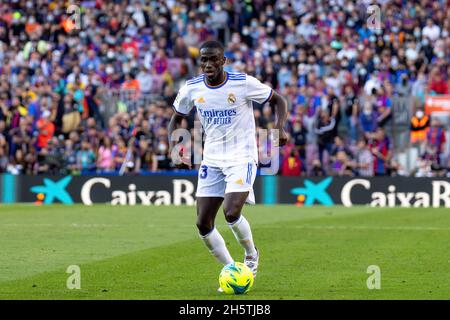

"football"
[219, 262, 254, 295]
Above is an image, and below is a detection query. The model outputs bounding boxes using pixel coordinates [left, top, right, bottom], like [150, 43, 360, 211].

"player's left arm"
[246, 75, 288, 146]
[269, 91, 288, 146]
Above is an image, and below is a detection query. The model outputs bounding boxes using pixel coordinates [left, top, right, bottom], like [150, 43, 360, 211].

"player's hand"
[170, 145, 192, 169]
[177, 154, 192, 169]
[275, 128, 288, 147]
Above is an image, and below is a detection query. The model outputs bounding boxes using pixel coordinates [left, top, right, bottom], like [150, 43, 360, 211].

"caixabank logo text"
[289, 177, 450, 208]
[28, 176, 196, 206]
[339, 179, 450, 208]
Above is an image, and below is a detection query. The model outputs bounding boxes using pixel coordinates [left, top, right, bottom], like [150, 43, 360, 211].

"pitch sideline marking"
[257, 225, 450, 231]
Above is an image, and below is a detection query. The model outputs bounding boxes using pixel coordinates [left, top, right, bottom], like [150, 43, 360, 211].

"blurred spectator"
[36, 110, 55, 150]
[121, 73, 141, 99]
[97, 136, 115, 173]
[370, 128, 392, 176]
[330, 136, 353, 162]
[136, 65, 153, 94]
[421, 144, 440, 168]
[374, 86, 392, 127]
[290, 117, 307, 160]
[113, 138, 129, 172]
[37, 138, 63, 175]
[426, 118, 447, 165]
[173, 37, 190, 59]
[410, 109, 430, 145]
[135, 139, 158, 172]
[422, 18, 441, 42]
[428, 70, 449, 95]
[311, 159, 326, 177]
[389, 160, 408, 177]
[260, 105, 275, 129]
[331, 151, 354, 177]
[183, 23, 200, 49]
[0, 126, 8, 173]
[358, 101, 378, 139]
[63, 139, 78, 174]
[281, 149, 304, 176]
[315, 110, 336, 166]
[152, 49, 169, 75]
[343, 85, 359, 143]
[209, 3, 229, 44]
[411, 72, 427, 108]
[396, 74, 412, 97]
[155, 140, 171, 170]
[76, 140, 96, 173]
[414, 158, 433, 177]
[354, 138, 374, 177]
[324, 86, 341, 137]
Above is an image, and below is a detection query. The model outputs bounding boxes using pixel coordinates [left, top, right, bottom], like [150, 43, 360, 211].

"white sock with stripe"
[228, 215, 257, 257]
[200, 228, 234, 265]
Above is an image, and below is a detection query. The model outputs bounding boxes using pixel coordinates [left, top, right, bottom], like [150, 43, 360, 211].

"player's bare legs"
[196, 197, 234, 265]
[223, 192, 248, 223]
[223, 192, 259, 277]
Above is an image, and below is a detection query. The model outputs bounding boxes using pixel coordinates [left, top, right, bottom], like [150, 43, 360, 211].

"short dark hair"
[200, 40, 224, 52]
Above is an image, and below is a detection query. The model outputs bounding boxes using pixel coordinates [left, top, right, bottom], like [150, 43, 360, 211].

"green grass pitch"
[0, 204, 449, 299]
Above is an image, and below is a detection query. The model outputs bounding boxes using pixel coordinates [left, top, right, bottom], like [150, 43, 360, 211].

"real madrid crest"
[227, 93, 236, 104]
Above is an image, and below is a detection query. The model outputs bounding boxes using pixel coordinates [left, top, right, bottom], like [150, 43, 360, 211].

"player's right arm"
[168, 83, 194, 168]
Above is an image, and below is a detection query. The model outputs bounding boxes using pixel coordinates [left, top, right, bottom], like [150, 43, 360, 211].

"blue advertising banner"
[278, 177, 450, 208]
[5, 174, 263, 206]
[2, 175, 450, 207]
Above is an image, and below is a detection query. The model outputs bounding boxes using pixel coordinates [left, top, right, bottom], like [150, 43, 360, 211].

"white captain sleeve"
[173, 83, 194, 115]
[246, 75, 274, 104]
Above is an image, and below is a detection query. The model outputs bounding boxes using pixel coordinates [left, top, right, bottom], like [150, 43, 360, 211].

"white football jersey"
[173, 72, 273, 167]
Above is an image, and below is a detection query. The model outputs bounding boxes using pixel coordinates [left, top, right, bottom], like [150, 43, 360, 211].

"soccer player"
[168, 41, 287, 290]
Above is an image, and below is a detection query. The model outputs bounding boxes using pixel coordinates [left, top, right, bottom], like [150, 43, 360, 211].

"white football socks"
[228, 215, 257, 257]
[200, 227, 234, 265]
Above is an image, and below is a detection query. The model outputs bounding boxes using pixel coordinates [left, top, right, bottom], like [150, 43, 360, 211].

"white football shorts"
[195, 161, 258, 204]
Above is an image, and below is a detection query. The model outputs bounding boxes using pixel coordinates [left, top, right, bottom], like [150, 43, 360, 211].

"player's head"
[199, 40, 226, 80]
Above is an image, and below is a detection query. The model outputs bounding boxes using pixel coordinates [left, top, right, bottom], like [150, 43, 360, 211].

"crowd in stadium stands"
[0, 0, 449, 177]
